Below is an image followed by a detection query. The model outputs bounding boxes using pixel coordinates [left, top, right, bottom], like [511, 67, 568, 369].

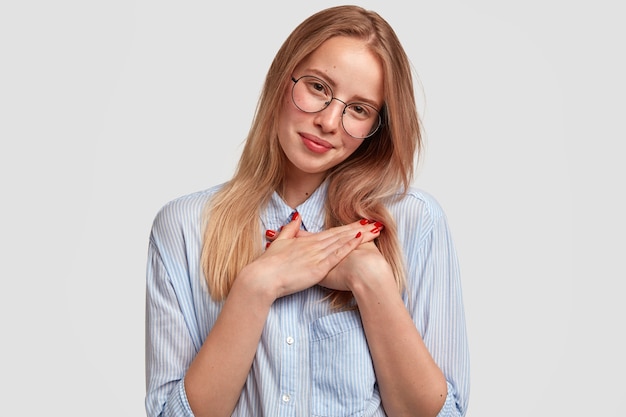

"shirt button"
[282, 393, 291, 403]
[286, 336, 294, 345]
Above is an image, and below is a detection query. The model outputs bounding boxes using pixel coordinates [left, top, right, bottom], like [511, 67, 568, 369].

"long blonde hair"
[201, 5, 421, 306]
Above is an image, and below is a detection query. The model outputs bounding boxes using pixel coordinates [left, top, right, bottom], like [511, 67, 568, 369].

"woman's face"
[277, 36, 384, 180]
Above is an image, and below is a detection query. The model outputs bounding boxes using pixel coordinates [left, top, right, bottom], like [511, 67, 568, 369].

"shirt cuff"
[436, 381, 465, 417]
[163, 379, 195, 417]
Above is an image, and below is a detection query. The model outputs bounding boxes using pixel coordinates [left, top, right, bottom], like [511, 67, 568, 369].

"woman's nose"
[314, 98, 345, 133]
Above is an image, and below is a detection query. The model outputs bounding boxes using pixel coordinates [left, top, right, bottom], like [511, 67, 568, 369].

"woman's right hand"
[239, 214, 379, 300]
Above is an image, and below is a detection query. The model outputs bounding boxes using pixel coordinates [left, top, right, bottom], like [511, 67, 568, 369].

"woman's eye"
[348, 104, 371, 119]
[310, 82, 329, 95]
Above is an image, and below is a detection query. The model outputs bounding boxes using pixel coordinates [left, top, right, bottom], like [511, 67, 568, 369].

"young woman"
[145, 5, 470, 417]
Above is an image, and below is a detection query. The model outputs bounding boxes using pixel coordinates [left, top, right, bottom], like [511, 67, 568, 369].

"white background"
[1, 0, 624, 415]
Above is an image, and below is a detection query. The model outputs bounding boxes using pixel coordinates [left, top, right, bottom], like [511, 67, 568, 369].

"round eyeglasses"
[291, 75, 382, 139]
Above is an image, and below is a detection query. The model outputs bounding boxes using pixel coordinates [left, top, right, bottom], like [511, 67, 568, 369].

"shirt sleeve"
[402, 198, 470, 416]
[145, 233, 196, 417]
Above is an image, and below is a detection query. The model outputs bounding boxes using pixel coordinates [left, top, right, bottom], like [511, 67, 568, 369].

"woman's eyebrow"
[304, 68, 382, 109]
[300, 68, 336, 88]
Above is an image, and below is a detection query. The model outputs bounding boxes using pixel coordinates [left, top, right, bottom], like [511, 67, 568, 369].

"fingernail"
[359, 218, 369, 225]
[291, 212, 299, 221]
[265, 242, 271, 249]
[355, 231, 362, 238]
[265, 230, 276, 238]
[370, 227, 380, 234]
[374, 221, 384, 228]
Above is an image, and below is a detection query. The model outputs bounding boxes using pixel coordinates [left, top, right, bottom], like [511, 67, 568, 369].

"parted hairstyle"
[201, 5, 421, 307]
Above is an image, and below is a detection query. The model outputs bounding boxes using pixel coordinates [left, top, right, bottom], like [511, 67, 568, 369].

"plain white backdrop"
[1, 0, 624, 415]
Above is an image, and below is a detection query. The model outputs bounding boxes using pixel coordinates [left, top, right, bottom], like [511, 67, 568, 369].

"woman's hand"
[320, 241, 392, 291]
[241, 215, 381, 300]
[263, 218, 388, 292]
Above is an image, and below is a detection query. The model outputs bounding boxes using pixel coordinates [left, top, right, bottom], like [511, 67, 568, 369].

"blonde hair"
[201, 5, 421, 307]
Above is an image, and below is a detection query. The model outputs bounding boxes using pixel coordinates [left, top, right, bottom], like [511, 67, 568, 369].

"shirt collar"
[261, 180, 328, 233]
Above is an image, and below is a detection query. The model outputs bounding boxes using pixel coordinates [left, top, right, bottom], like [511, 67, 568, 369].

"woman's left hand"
[319, 241, 392, 291]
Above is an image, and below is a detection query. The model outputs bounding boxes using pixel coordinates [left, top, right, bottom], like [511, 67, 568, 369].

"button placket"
[278, 299, 299, 412]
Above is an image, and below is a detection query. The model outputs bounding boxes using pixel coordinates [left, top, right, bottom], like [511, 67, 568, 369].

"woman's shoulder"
[385, 186, 454, 247]
[150, 183, 225, 237]
[387, 186, 447, 224]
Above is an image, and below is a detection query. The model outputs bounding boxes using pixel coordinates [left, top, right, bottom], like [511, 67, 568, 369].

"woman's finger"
[272, 212, 302, 241]
[265, 218, 384, 245]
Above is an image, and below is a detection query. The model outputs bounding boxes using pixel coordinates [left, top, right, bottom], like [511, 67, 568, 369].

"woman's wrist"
[234, 264, 278, 306]
[346, 261, 395, 298]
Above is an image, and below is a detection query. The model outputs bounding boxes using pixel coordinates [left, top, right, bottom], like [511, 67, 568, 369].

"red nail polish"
[292, 212, 299, 221]
[359, 218, 368, 225]
[265, 242, 271, 249]
[265, 230, 276, 238]
[355, 231, 362, 238]
[374, 221, 384, 228]
[370, 227, 379, 234]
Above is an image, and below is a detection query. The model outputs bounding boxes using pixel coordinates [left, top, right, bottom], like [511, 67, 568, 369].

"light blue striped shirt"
[145, 181, 470, 416]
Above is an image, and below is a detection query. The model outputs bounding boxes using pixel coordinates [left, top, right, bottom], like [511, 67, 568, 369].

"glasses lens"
[292, 76, 331, 113]
[291, 76, 381, 139]
[342, 103, 381, 139]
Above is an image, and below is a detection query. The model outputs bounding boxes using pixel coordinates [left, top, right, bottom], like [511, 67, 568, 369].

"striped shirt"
[145, 181, 470, 416]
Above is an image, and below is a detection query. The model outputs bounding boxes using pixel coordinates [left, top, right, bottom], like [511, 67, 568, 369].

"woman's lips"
[301, 134, 333, 154]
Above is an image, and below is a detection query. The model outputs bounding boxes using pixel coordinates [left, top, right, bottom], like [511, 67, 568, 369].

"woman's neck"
[281, 169, 327, 208]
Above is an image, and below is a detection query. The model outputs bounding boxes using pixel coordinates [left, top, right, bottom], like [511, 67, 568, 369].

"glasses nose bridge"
[325, 96, 348, 114]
